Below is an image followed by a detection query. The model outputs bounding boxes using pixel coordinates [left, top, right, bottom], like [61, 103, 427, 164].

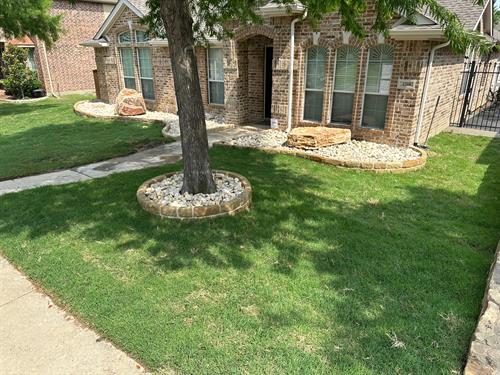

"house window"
[138, 48, 154, 100]
[304, 46, 327, 122]
[26, 47, 36, 71]
[119, 47, 136, 90]
[331, 45, 359, 124]
[118, 31, 132, 44]
[207, 47, 224, 105]
[361, 44, 394, 129]
[135, 30, 150, 43]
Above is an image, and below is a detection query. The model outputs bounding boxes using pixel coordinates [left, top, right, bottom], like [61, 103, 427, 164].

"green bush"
[2, 45, 41, 98]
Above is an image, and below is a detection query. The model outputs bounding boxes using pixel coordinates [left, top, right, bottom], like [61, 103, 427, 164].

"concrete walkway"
[0, 126, 259, 196]
[0, 257, 148, 375]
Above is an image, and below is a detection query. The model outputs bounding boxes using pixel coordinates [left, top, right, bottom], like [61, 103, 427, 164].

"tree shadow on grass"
[0, 138, 498, 372]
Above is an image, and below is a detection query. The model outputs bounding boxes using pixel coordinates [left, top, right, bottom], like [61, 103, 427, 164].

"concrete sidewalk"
[0, 126, 259, 197]
[0, 257, 148, 375]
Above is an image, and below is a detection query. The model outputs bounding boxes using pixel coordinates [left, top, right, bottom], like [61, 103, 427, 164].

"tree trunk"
[159, 0, 216, 194]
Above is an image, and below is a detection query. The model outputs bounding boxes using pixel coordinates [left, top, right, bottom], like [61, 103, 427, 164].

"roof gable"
[94, 0, 146, 40]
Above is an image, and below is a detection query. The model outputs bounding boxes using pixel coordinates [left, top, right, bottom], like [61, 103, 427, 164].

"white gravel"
[77, 100, 230, 137]
[144, 172, 244, 207]
[227, 129, 420, 163]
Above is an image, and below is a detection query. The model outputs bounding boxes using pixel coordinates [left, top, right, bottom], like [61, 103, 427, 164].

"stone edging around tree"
[137, 170, 252, 220]
[213, 142, 427, 173]
[73, 100, 166, 126]
[464, 240, 500, 375]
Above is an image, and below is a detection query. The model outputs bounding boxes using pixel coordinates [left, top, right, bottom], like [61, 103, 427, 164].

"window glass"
[304, 46, 327, 122]
[135, 31, 150, 43]
[362, 44, 394, 129]
[331, 45, 359, 124]
[26, 48, 36, 71]
[138, 48, 154, 100]
[208, 48, 224, 104]
[120, 47, 136, 90]
[118, 31, 131, 44]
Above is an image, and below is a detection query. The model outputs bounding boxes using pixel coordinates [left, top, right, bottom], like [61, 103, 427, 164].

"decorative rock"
[287, 127, 351, 149]
[115, 88, 147, 116]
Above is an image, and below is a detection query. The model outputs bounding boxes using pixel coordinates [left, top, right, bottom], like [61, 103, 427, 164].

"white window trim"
[119, 47, 136, 90]
[137, 48, 155, 100]
[359, 45, 393, 130]
[118, 31, 132, 45]
[302, 47, 327, 123]
[207, 47, 225, 105]
[329, 46, 359, 125]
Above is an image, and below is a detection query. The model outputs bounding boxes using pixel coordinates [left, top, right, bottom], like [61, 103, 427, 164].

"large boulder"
[115, 88, 146, 116]
[287, 127, 351, 149]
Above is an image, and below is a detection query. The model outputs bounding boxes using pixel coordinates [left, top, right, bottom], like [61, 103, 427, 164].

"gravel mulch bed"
[77, 100, 231, 137]
[143, 172, 244, 207]
[226, 129, 421, 163]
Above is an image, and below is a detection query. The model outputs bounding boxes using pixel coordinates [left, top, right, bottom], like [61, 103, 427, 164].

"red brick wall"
[34, 0, 110, 94]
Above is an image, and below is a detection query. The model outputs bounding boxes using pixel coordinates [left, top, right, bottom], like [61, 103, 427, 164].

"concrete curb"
[465, 240, 500, 374]
[214, 142, 427, 173]
[0, 95, 49, 104]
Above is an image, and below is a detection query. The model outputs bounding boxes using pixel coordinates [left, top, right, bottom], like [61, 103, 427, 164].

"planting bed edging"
[73, 100, 166, 126]
[137, 170, 252, 220]
[214, 142, 427, 173]
[464, 240, 500, 375]
[0, 95, 49, 104]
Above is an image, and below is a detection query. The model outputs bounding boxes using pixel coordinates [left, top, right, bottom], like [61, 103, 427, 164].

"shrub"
[2, 45, 41, 98]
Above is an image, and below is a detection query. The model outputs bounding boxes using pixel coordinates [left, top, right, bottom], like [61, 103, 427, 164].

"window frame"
[302, 46, 328, 123]
[119, 47, 136, 90]
[137, 47, 155, 100]
[360, 44, 394, 130]
[207, 47, 225, 105]
[329, 45, 360, 125]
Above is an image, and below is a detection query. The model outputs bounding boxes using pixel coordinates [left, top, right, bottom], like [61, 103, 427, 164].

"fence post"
[459, 60, 476, 127]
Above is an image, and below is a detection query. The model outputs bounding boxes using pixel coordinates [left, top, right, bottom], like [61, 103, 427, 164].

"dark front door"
[264, 46, 273, 119]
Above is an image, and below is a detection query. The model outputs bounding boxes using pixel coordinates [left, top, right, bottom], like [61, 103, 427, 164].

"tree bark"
[159, 0, 216, 194]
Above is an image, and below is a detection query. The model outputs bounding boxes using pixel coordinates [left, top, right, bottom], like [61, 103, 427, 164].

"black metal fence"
[450, 60, 500, 131]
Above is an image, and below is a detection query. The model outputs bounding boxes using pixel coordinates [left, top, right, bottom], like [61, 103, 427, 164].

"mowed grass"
[0, 95, 172, 180]
[0, 134, 499, 374]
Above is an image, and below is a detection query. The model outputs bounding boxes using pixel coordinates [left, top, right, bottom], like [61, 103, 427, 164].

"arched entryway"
[225, 29, 274, 125]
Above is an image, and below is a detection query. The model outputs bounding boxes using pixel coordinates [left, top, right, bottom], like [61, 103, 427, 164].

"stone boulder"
[115, 88, 147, 116]
[287, 127, 351, 149]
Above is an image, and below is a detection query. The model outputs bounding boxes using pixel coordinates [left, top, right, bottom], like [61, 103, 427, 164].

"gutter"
[286, 10, 307, 133]
[414, 40, 450, 146]
[41, 41, 57, 97]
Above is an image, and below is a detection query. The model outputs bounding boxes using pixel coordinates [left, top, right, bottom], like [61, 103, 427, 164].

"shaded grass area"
[0, 95, 172, 180]
[0, 134, 499, 374]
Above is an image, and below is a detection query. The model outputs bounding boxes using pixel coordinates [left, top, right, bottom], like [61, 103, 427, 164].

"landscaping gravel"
[144, 172, 244, 207]
[77, 100, 230, 137]
[227, 129, 420, 163]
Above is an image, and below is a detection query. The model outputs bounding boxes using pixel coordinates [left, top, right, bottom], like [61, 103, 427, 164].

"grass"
[0, 94, 173, 180]
[0, 133, 499, 374]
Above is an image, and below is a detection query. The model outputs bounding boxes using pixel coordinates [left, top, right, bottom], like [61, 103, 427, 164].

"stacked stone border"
[213, 142, 427, 173]
[73, 100, 166, 126]
[137, 170, 252, 220]
[464, 240, 500, 374]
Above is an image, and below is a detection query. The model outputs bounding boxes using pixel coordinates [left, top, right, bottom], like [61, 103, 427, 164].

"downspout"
[414, 40, 450, 146]
[41, 41, 56, 97]
[286, 10, 307, 133]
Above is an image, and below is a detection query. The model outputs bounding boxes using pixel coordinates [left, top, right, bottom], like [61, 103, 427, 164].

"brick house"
[1, 0, 117, 94]
[83, 0, 497, 147]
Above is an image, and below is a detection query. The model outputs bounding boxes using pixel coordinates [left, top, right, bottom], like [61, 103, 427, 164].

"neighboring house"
[1, 0, 117, 94]
[83, 0, 498, 147]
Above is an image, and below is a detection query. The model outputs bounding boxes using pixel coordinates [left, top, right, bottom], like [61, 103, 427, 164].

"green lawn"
[0, 95, 172, 180]
[0, 134, 499, 374]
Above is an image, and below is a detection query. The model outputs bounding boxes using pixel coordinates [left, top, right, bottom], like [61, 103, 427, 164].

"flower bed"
[216, 130, 427, 173]
[137, 170, 252, 219]
[74, 100, 233, 138]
